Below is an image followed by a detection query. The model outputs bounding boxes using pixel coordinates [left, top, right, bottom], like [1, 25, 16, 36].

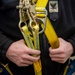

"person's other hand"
[49, 38, 73, 63]
[6, 39, 41, 67]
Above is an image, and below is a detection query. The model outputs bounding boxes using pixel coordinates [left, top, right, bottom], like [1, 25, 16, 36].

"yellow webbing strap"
[0, 0, 59, 75]
[21, 25, 42, 74]
[41, 18, 59, 48]
[36, 0, 59, 48]
[36, 0, 69, 75]
[63, 65, 68, 75]
[0, 62, 13, 75]
[36, 0, 48, 7]
[34, 0, 59, 75]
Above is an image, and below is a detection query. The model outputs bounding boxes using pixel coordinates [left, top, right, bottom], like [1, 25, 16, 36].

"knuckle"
[29, 62, 33, 65]
[17, 60, 23, 66]
[34, 57, 39, 62]
[16, 62, 21, 67]
[61, 49, 64, 53]
[61, 54, 66, 59]
[61, 58, 66, 64]
[24, 49, 28, 53]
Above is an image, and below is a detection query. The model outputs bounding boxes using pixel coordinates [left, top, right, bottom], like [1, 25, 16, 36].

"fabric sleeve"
[67, 34, 75, 56]
[0, 31, 13, 58]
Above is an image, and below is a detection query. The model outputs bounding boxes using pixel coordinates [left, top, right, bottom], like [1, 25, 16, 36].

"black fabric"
[40, 33, 63, 75]
[9, 63, 35, 75]
[0, 0, 75, 75]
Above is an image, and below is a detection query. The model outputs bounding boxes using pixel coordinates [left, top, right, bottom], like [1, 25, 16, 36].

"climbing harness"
[17, 0, 59, 75]
[16, 0, 48, 75]
[0, 0, 59, 75]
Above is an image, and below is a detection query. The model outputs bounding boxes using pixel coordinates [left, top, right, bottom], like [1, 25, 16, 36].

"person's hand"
[6, 39, 41, 67]
[49, 38, 74, 63]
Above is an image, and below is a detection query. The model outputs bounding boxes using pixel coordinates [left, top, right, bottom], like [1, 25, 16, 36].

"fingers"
[16, 53, 40, 66]
[22, 54, 40, 62]
[50, 53, 64, 58]
[24, 46, 41, 55]
[7, 39, 41, 67]
[16, 54, 40, 67]
[49, 47, 66, 63]
[50, 57, 66, 64]
[49, 47, 63, 54]
[17, 60, 33, 67]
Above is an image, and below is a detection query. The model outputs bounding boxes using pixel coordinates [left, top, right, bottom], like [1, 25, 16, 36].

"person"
[0, 0, 75, 75]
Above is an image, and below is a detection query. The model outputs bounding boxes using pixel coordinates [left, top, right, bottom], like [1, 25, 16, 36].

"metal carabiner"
[35, 7, 47, 34]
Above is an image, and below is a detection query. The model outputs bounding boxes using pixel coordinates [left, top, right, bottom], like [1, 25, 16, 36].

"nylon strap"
[36, 0, 59, 48]
[0, 0, 60, 75]
[17, 0, 42, 75]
